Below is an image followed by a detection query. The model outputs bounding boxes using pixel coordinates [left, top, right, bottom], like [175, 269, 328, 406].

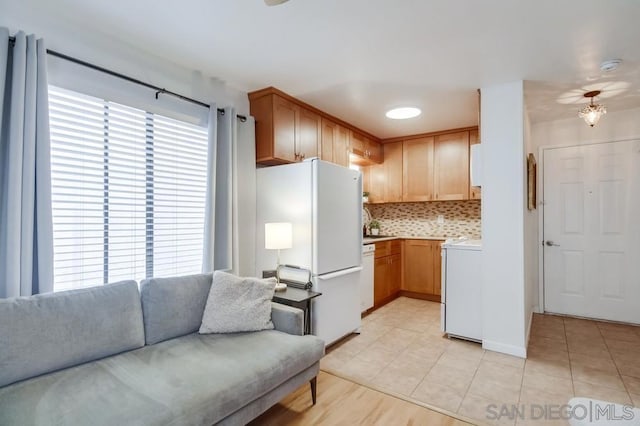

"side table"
[272, 287, 321, 335]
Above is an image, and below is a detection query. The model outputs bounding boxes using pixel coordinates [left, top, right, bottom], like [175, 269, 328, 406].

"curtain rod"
[8, 36, 247, 122]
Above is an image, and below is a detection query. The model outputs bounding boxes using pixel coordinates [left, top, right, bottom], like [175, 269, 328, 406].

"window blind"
[49, 86, 208, 291]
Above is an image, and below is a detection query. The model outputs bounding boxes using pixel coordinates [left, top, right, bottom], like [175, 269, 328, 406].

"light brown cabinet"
[373, 240, 401, 307]
[350, 130, 382, 165]
[402, 239, 442, 301]
[402, 136, 435, 202]
[383, 142, 403, 202]
[334, 125, 350, 167]
[363, 142, 402, 204]
[364, 129, 474, 203]
[320, 119, 350, 167]
[433, 131, 470, 200]
[251, 93, 320, 165]
[469, 129, 481, 200]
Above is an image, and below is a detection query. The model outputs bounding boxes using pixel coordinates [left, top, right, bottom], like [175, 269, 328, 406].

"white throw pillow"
[199, 271, 277, 334]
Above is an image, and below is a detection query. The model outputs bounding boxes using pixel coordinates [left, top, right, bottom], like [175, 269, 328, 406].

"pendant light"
[578, 90, 607, 127]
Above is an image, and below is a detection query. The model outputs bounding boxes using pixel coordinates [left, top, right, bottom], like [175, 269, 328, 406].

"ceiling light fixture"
[264, 0, 289, 6]
[578, 90, 606, 127]
[385, 107, 421, 120]
[600, 59, 622, 72]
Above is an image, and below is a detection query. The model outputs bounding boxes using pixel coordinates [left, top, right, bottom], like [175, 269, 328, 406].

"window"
[49, 86, 209, 291]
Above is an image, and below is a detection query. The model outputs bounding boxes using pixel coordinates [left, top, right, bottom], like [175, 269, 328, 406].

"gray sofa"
[0, 273, 325, 425]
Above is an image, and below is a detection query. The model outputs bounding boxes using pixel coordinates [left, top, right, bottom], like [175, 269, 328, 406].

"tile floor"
[320, 297, 640, 425]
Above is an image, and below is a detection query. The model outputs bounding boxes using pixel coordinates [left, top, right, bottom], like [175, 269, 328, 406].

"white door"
[313, 160, 362, 274]
[543, 140, 640, 324]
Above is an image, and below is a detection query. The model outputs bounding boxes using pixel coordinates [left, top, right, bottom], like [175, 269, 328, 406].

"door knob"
[545, 240, 560, 247]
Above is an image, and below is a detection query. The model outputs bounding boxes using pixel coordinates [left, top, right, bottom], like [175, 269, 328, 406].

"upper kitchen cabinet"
[403, 137, 434, 202]
[469, 129, 481, 200]
[298, 108, 321, 161]
[250, 92, 319, 165]
[433, 131, 470, 200]
[362, 141, 402, 203]
[321, 118, 350, 167]
[383, 142, 403, 202]
[250, 87, 375, 167]
[350, 130, 383, 166]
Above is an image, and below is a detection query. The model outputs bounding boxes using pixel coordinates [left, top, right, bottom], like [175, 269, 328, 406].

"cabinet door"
[384, 142, 403, 202]
[367, 164, 386, 203]
[469, 129, 482, 200]
[431, 241, 443, 296]
[350, 130, 366, 156]
[374, 256, 389, 305]
[272, 95, 297, 162]
[403, 137, 434, 201]
[433, 131, 470, 200]
[333, 125, 350, 167]
[297, 108, 321, 161]
[402, 240, 434, 294]
[389, 254, 402, 295]
[367, 139, 383, 164]
[320, 118, 336, 163]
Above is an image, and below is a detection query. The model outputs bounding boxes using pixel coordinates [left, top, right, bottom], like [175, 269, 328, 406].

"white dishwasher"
[441, 239, 482, 342]
[360, 244, 375, 312]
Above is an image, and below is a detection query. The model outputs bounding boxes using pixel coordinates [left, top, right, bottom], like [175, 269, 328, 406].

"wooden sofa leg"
[310, 377, 317, 405]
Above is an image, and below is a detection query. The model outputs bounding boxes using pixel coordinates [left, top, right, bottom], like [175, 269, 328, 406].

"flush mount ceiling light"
[385, 107, 421, 120]
[264, 0, 289, 5]
[578, 90, 607, 127]
[600, 59, 622, 72]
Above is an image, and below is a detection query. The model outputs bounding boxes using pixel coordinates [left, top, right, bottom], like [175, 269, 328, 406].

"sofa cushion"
[0, 280, 144, 388]
[0, 331, 325, 426]
[199, 271, 276, 334]
[140, 273, 212, 345]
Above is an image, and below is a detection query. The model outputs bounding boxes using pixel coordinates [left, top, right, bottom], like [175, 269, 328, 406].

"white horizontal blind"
[49, 86, 209, 291]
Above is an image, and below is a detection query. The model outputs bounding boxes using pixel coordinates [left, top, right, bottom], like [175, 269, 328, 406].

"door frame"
[536, 137, 640, 316]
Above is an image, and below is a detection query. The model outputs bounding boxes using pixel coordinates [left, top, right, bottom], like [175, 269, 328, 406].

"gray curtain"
[202, 107, 256, 275]
[202, 106, 233, 272]
[0, 28, 54, 298]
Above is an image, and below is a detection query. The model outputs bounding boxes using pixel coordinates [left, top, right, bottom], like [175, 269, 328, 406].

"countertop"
[363, 235, 448, 244]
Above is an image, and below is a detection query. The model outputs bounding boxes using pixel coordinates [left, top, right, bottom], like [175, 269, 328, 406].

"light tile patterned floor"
[320, 297, 640, 425]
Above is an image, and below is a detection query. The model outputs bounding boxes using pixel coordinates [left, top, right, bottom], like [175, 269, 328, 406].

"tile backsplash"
[367, 200, 481, 239]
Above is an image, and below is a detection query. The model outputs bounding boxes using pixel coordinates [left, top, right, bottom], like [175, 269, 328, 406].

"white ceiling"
[2, 0, 640, 138]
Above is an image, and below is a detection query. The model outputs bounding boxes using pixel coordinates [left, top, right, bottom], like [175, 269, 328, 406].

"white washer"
[441, 239, 482, 342]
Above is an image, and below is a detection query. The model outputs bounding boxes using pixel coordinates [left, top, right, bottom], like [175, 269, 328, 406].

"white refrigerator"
[256, 159, 363, 346]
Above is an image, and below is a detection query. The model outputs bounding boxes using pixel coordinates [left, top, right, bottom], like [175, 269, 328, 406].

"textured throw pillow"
[199, 271, 277, 334]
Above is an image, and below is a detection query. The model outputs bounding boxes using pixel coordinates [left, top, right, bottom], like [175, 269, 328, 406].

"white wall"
[0, 16, 250, 114]
[523, 106, 538, 347]
[532, 107, 640, 149]
[481, 81, 527, 357]
[530, 107, 640, 315]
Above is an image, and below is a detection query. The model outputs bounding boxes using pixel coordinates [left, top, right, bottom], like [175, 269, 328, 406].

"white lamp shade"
[265, 223, 293, 250]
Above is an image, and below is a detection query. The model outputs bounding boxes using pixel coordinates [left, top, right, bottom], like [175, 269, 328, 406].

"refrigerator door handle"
[317, 266, 363, 280]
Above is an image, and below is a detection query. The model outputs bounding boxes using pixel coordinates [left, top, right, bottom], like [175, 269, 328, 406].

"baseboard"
[398, 291, 441, 303]
[482, 339, 527, 358]
[525, 310, 534, 357]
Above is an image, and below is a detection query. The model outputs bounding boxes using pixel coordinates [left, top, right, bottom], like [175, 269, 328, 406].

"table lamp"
[265, 222, 293, 291]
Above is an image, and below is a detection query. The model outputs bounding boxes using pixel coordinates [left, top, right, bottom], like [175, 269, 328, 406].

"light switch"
[437, 215, 444, 224]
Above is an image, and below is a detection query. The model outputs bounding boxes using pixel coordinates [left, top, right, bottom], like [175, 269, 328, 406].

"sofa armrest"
[271, 302, 304, 336]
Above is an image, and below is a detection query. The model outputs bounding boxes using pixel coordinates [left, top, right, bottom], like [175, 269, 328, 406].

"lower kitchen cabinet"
[401, 239, 442, 301]
[373, 241, 401, 307]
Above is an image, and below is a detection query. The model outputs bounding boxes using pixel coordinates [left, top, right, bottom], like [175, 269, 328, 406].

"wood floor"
[250, 371, 470, 425]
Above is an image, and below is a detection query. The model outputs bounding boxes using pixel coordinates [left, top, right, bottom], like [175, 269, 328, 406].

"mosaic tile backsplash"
[367, 200, 481, 239]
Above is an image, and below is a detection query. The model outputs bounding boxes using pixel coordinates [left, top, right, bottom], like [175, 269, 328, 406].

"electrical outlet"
[437, 215, 444, 224]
